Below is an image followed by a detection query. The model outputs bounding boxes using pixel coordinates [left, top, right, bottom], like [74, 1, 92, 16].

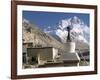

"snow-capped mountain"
[44, 16, 90, 46]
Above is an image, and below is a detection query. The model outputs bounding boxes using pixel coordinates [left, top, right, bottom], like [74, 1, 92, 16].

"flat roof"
[27, 47, 56, 49]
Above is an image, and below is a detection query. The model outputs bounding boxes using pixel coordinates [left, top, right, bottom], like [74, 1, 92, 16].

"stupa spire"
[67, 26, 72, 42]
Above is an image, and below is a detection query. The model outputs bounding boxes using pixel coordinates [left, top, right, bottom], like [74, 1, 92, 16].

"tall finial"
[67, 26, 72, 42]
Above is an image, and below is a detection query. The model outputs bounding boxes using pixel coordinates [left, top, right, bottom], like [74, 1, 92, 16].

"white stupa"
[61, 26, 80, 66]
[66, 26, 75, 53]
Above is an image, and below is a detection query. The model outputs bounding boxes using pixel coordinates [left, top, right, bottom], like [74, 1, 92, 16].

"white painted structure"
[27, 47, 58, 65]
[52, 48, 59, 62]
[60, 26, 80, 66]
[66, 42, 75, 53]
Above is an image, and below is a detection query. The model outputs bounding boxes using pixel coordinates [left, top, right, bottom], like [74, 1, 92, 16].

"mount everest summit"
[44, 16, 90, 44]
[44, 16, 90, 50]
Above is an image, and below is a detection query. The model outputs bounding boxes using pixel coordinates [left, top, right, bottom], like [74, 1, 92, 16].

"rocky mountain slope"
[22, 19, 66, 51]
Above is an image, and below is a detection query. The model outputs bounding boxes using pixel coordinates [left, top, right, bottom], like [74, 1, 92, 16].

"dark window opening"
[23, 53, 27, 64]
[31, 56, 38, 64]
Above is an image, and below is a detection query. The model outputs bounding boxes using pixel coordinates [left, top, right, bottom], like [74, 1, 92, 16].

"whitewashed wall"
[66, 42, 75, 53]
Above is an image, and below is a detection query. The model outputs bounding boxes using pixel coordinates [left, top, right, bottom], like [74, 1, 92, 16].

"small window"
[31, 56, 38, 64]
[23, 53, 27, 64]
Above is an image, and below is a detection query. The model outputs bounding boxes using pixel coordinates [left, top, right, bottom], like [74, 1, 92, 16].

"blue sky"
[23, 11, 90, 29]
